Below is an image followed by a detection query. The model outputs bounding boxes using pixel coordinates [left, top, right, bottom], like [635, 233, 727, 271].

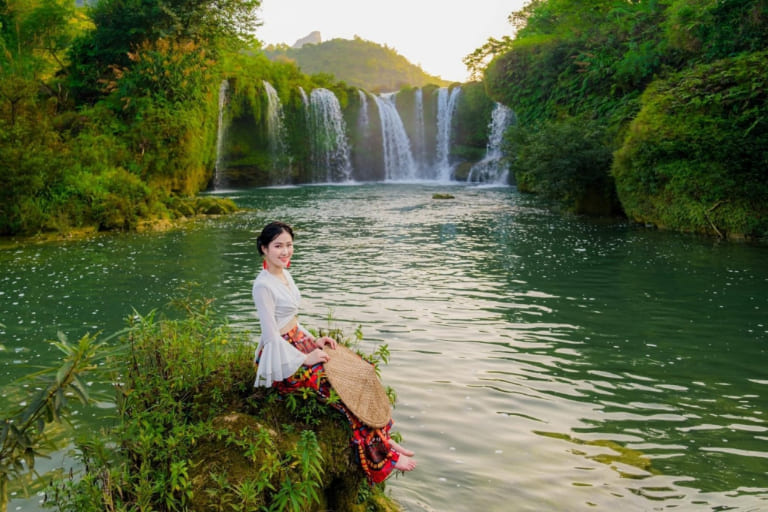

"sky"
[256, 0, 529, 83]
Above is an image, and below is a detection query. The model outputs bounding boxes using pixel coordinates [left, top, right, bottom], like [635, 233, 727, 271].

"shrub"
[47, 294, 399, 511]
[613, 51, 768, 238]
[509, 116, 621, 215]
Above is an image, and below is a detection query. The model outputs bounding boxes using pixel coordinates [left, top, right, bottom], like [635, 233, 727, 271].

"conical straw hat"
[323, 344, 391, 428]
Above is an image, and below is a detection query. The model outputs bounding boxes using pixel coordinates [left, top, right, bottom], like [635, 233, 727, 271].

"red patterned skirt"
[273, 326, 400, 484]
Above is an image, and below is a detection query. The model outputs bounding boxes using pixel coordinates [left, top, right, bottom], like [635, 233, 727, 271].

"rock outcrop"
[293, 30, 322, 48]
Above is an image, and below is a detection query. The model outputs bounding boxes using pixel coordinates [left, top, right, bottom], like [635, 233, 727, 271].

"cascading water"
[263, 81, 290, 182]
[213, 79, 229, 188]
[412, 88, 427, 170]
[357, 89, 370, 134]
[434, 87, 461, 181]
[299, 87, 309, 125]
[219, 84, 482, 186]
[307, 88, 353, 183]
[374, 93, 417, 181]
[467, 103, 515, 184]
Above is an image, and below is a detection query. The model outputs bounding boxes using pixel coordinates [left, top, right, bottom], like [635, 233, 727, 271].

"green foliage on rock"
[46, 295, 401, 511]
[482, 0, 768, 232]
[613, 51, 768, 239]
[452, 82, 497, 165]
[510, 116, 621, 215]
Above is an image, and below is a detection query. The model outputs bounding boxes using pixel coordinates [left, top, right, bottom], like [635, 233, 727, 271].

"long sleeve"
[252, 275, 306, 387]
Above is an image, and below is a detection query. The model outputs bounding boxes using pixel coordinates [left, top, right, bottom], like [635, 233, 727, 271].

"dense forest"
[475, 0, 767, 239]
[0, 0, 354, 237]
[1, 0, 766, 240]
[264, 36, 451, 92]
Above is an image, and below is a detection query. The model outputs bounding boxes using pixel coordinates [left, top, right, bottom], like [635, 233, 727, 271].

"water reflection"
[1, 183, 767, 511]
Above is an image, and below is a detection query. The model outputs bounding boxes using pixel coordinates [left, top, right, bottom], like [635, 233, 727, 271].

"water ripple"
[3, 184, 767, 511]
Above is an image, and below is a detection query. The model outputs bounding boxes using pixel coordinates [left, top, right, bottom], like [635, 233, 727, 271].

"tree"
[0, 0, 85, 74]
[463, 35, 514, 81]
[67, 0, 263, 103]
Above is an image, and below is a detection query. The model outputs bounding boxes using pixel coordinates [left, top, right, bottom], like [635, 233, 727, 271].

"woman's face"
[263, 230, 293, 270]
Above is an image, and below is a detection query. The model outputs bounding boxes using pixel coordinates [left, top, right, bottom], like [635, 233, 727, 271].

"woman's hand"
[314, 336, 338, 350]
[304, 348, 329, 366]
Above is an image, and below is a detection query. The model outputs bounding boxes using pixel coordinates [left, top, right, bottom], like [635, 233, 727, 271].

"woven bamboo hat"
[323, 344, 391, 428]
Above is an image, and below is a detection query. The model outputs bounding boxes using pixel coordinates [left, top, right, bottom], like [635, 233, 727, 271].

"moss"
[612, 51, 768, 239]
[177, 366, 403, 512]
[190, 196, 239, 215]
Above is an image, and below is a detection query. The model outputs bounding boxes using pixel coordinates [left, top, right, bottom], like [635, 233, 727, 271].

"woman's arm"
[252, 284, 306, 386]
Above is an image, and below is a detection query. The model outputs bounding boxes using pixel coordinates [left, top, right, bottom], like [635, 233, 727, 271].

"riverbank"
[0, 195, 241, 249]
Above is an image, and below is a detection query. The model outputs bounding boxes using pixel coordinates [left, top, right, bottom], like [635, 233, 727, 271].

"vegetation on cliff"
[613, 50, 768, 238]
[1, 0, 360, 238]
[264, 36, 451, 92]
[1, 0, 464, 238]
[0, 0, 262, 237]
[481, 0, 767, 238]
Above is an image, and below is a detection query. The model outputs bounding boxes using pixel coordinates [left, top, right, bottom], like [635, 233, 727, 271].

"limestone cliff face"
[293, 30, 322, 48]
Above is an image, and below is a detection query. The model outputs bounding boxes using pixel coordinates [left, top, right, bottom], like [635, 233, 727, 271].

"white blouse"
[252, 269, 310, 387]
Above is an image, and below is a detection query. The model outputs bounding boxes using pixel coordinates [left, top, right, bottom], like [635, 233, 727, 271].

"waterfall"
[357, 89, 370, 134]
[299, 87, 309, 125]
[213, 79, 229, 189]
[263, 81, 290, 182]
[467, 103, 515, 184]
[434, 87, 461, 181]
[308, 88, 353, 183]
[373, 94, 418, 181]
[413, 88, 427, 170]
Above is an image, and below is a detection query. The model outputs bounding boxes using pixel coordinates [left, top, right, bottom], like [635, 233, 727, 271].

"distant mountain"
[263, 35, 452, 92]
[292, 30, 321, 48]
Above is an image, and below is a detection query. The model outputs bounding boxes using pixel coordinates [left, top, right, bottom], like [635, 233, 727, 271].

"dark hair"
[257, 221, 294, 255]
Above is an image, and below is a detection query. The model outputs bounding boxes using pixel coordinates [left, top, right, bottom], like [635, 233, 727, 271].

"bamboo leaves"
[0, 331, 107, 512]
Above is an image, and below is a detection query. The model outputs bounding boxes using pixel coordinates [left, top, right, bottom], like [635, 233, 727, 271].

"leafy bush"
[46, 295, 399, 511]
[1, 331, 110, 512]
[452, 81, 496, 161]
[509, 116, 620, 215]
[613, 51, 768, 238]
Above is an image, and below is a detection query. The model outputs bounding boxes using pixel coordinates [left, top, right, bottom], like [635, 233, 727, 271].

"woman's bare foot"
[394, 454, 417, 472]
[390, 440, 415, 457]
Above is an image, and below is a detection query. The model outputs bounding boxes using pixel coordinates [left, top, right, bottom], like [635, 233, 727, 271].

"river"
[2, 183, 767, 511]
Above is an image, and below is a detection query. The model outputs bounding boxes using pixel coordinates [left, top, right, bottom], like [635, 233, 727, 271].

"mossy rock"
[188, 404, 400, 512]
[164, 196, 239, 218]
[192, 196, 239, 215]
[170, 198, 197, 217]
[612, 51, 768, 238]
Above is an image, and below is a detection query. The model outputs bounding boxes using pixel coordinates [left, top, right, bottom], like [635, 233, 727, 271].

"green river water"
[1, 184, 767, 511]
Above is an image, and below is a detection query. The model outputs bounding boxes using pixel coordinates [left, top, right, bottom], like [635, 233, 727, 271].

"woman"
[252, 221, 416, 483]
